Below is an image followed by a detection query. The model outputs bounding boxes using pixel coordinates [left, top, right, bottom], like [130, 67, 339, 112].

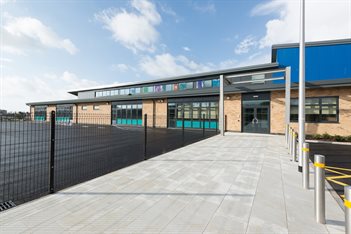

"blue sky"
[1, 0, 350, 111]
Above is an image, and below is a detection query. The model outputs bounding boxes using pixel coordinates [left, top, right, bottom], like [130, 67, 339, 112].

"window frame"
[81, 105, 88, 111]
[290, 96, 339, 123]
[93, 105, 100, 111]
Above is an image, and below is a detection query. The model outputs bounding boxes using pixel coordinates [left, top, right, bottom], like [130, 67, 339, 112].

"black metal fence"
[0, 112, 217, 210]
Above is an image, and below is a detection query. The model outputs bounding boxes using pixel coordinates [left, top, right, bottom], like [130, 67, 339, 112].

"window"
[154, 85, 162, 92]
[112, 102, 143, 125]
[212, 79, 220, 87]
[93, 105, 100, 110]
[34, 106, 47, 121]
[203, 80, 212, 88]
[165, 84, 174, 91]
[95, 91, 103, 97]
[179, 82, 193, 90]
[290, 97, 338, 123]
[81, 105, 88, 110]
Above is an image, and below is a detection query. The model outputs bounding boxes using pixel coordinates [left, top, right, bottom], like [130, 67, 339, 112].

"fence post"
[216, 114, 218, 133]
[49, 111, 56, 194]
[182, 111, 185, 146]
[345, 186, 351, 234]
[302, 142, 310, 189]
[202, 114, 205, 137]
[144, 114, 147, 160]
[314, 154, 326, 224]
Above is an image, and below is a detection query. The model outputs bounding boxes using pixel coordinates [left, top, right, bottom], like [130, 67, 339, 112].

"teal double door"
[242, 93, 270, 134]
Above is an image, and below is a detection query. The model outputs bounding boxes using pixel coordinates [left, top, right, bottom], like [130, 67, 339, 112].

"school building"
[27, 39, 351, 136]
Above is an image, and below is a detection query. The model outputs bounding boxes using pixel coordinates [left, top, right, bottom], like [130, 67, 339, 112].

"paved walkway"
[0, 133, 345, 233]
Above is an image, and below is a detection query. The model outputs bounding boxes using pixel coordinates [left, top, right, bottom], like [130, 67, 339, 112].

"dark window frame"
[290, 96, 339, 123]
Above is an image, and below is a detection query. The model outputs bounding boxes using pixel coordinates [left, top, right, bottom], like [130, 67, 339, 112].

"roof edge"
[67, 63, 279, 95]
[272, 38, 351, 50]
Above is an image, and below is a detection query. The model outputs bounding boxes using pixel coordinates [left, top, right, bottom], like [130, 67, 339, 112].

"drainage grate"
[0, 201, 16, 212]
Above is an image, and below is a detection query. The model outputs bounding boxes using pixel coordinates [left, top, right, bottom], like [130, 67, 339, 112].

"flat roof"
[27, 78, 351, 106]
[272, 38, 351, 50]
[68, 63, 279, 96]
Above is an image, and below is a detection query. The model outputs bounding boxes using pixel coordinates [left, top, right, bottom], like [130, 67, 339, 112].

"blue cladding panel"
[275, 43, 351, 82]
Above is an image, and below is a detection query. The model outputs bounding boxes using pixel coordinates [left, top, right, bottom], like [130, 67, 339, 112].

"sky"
[1, 0, 350, 112]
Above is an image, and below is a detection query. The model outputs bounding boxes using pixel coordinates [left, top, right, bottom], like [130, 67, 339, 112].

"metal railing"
[0, 112, 218, 210]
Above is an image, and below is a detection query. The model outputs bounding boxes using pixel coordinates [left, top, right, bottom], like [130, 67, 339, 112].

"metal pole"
[219, 74, 225, 136]
[290, 129, 294, 156]
[49, 111, 55, 194]
[292, 131, 297, 161]
[302, 142, 309, 189]
[345, 186, 351, 234]
[285, 66, 291, 145]
[298, 0, 306, 175]
[144, 114, 147, 160]
[314, 154, 325, 224]
[225, 115, 227, 133]
[202, 114, 205, 137]
[288, 127, 291, 150]
[182, 111, 185, 146]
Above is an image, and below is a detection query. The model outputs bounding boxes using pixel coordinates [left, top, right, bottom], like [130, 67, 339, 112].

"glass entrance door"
[242, 93, 270, 133]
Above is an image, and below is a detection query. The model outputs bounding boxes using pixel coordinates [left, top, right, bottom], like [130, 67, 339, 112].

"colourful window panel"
[196, 80, 203, 89]
[212, 79, 220, 87]
[154, 85, 162, 92]
[174, 84, 179, 91]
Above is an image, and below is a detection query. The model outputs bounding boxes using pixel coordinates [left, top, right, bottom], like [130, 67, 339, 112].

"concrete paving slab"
[0, 133, 345, 233]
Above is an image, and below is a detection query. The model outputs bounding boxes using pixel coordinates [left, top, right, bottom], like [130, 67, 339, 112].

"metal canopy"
[218, 67, 291, 136]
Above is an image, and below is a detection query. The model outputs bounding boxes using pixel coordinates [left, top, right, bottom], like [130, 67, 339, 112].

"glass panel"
[154, 85, 162, 92]
[212, 79, 220, 87]
[196, 80, 203, 89]
[306, 98, 319, 105]
[184, 103, 191, 119]
[203, 80, 212, 88]
[305, 105, 320, 114]
[165, 84, 173, 91]
[321, 97, 337, 105]
[179, 83, 187, 90]
[186, 82, 193, 89]
[174, 84, 179, 91]
[135, 87, 141, 94]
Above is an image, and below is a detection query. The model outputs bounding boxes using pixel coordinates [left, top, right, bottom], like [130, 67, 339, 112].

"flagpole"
[298, 0, 306, 177]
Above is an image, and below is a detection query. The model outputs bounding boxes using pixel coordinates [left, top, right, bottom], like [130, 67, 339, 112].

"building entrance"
[242, 93, 270, 134]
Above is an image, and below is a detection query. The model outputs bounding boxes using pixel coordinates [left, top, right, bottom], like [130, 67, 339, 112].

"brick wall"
[46, 105, 56, 121]
[142, 100, 154, 127]
[271, 87, 351, 136]
[30, 106, 35, 121]
[155, 99, 167, 128]
[224, 93, 241, 132]
[76, 102, 111, 125]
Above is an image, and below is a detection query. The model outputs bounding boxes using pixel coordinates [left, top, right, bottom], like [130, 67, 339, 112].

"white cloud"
[234, 35, 258, 54]
[192, 1, 216, 14]
[2, 15, 78, 55]
[96, 0, 161, 53]
[0, 0, 15, 5]
[139, 53, 211, 78]
[159, 3, 182, 23]
[183, 46, 191, 52]
[0, 71, 100, 111]
[111, 63, 138, 73]
[254, 0, 351, 48]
